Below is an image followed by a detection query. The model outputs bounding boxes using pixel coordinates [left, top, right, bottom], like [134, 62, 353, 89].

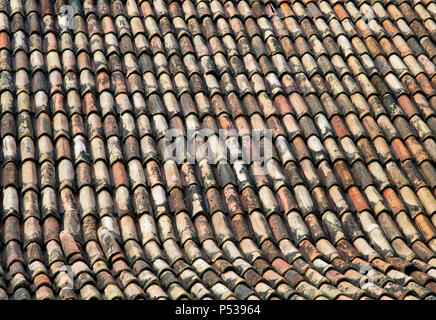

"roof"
[0, 0, 435, 300]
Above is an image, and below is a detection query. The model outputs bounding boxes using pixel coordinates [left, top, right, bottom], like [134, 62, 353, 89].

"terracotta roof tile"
[0, 0, 435, 301]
